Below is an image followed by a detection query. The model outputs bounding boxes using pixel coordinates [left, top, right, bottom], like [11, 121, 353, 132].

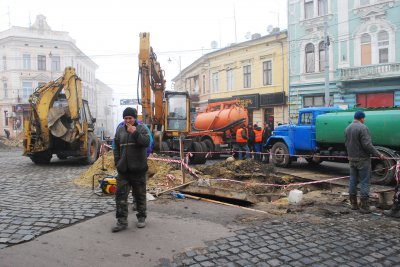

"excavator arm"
[139, 32, 166, 127]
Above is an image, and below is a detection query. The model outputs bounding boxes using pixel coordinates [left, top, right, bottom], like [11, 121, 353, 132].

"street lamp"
[168, 56, 182, 91]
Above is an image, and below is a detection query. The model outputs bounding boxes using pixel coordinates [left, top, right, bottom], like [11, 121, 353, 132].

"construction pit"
[74, 150, 361, 218]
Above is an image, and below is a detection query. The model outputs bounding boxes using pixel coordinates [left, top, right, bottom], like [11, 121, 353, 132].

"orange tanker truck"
[188, 99, 248, 162]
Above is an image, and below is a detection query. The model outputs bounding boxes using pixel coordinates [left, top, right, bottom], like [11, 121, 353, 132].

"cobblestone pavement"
[170, 219, 400, 267]
[0, 150, 114, 249]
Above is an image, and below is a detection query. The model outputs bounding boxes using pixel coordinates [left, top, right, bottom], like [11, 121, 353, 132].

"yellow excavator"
[23, 67, 99, 164]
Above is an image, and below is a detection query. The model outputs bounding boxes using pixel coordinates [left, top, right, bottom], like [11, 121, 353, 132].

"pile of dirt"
[195, 159, 295, 195]
[0, 136, 23, 149]
[74, 151, 188, 192]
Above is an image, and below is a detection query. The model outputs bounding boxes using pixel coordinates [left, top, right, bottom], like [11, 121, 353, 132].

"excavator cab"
[164, 91, 190, 135]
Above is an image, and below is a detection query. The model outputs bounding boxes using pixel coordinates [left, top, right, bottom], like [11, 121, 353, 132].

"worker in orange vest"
[235, 124, 250, 160]
[253, 124, 263, 161]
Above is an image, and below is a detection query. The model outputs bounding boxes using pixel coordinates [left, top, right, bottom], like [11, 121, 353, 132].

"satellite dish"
[245, 32, 252, 39]
[211, 41, 218, 49]
[267, 25, 274, 34]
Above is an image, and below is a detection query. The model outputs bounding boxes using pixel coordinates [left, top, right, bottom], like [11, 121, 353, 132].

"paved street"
[1, 149, 400, 267]
[0, 149, 114, 248]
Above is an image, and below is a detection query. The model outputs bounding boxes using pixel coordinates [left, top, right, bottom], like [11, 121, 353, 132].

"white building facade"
[0, 15, 101, 138]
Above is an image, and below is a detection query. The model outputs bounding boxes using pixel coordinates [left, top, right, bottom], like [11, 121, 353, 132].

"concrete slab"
[0, 199, 253, 267]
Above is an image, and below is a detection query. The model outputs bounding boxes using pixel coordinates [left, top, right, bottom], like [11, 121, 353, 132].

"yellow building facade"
[173, 30, 288, 127]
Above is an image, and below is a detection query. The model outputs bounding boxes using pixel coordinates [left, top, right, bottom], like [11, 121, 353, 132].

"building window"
[226, 69, 234, 91]
[319, 41, 325, 72]
[22, 81, 33, 100]
[318, 0, 326, 16]
[361, 33, 371, 65]
[202, 75, 206, 94]
[304, 95, 324, 107]
[23, 54, 31, 70]
[243, 65, 251, 88]
[263, 61, 272, 85]
[304, 0, 314, 19]
[37, 55, 46, 70]
[2, 56, 6, 71]
[212, 72, 219, 92]
[3, 82, 7, 98]
[51, 56, 61, 71]
[378, 30, 389, 63]
[305, 43, 315, 73]
[360, 0, 370, 6]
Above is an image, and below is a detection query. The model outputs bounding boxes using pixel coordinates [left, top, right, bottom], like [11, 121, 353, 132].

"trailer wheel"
[189, 142, 206, 164]
[371, 147, 397, 185]
[84, 133, 99, 165]
[30, 151, 52, 164]
[271, 142, 291, 167]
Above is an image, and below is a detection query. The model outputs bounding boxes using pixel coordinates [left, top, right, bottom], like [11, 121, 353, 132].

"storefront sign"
[259, 92, 285, 107]
[232, 94, 259, 109]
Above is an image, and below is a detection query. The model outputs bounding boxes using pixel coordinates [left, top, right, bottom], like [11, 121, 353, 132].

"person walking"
[262, 122, 272, 163]
[112, 107, 150, 232]
[345, 110, 385, 214]
[236, 124, 250, 160]
[253, 124, 263, 161]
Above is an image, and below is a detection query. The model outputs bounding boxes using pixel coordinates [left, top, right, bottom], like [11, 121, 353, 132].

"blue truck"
[265, 107, 400, 185]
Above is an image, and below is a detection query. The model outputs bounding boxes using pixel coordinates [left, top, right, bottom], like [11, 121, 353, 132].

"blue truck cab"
[265, 107, 341, 167]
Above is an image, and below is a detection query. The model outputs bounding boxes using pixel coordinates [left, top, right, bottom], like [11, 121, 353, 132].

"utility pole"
[324, 0, 330, 107]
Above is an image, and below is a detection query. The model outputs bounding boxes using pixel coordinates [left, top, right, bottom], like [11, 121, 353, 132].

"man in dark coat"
[345, 110, 385, 214]
[112, 107, 150, 232]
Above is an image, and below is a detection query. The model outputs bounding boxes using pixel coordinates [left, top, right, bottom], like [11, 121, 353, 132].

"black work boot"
[383, 202, 400, 218]
[349, 195, 359, 210]
[136, 217, 146, 228]
[359, 197, 371, 214]
[111, 222, 127, 233]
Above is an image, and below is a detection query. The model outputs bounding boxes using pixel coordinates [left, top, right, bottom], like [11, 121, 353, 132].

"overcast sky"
[0, 0, 287, 98]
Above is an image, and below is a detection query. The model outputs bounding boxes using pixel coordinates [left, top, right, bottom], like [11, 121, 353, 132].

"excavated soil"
[74, 151, 400, 230]
[0, 136, 23, 149]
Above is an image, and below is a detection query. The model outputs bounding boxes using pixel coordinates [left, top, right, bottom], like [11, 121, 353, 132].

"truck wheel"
[161, 141, 171, 157]
[84, 133, 99, 165]
[371, 147, 397, 185]
[200, 141, 209, 158]
[30, 151, 52, 164]
[271, 142, 291, 167]
[189, 142, 205, 164]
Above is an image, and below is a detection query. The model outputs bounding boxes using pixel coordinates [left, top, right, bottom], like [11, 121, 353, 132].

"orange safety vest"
[236, 128, 247, 143]
[254, 128, 263, 143]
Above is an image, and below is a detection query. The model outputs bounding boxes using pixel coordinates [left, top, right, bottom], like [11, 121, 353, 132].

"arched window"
[319, 41, 325, 72]
[378, 30, 389, 63]
[305, 43, 315, 73]
[361, 33, 371, 65]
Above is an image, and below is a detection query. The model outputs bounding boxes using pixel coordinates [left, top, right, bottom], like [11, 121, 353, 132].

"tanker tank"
[316, 109, 400, 149]
[194, 101, 248, 132]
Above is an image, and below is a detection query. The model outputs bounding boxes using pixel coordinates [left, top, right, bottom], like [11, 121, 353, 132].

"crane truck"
[265, 107, 400, 185]
[139, 33, 252, 164]
[23, 67, 99, 164]
[138, 32, 207, 164]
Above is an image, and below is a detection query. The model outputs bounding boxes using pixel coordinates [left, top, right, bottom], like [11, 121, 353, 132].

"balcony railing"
[337, 62, 400, 81]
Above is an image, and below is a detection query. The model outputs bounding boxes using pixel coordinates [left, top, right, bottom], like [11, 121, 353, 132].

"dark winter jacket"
[344, 120, 380, 161]
[113, 121, 150, 174]
[262, 126, 272, 144]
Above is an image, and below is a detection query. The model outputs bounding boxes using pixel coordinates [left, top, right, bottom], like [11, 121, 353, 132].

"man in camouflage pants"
[112, 107, 150, 232]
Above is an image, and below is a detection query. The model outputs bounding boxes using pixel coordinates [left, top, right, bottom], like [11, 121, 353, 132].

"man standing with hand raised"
[112, 107, 150, 232]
